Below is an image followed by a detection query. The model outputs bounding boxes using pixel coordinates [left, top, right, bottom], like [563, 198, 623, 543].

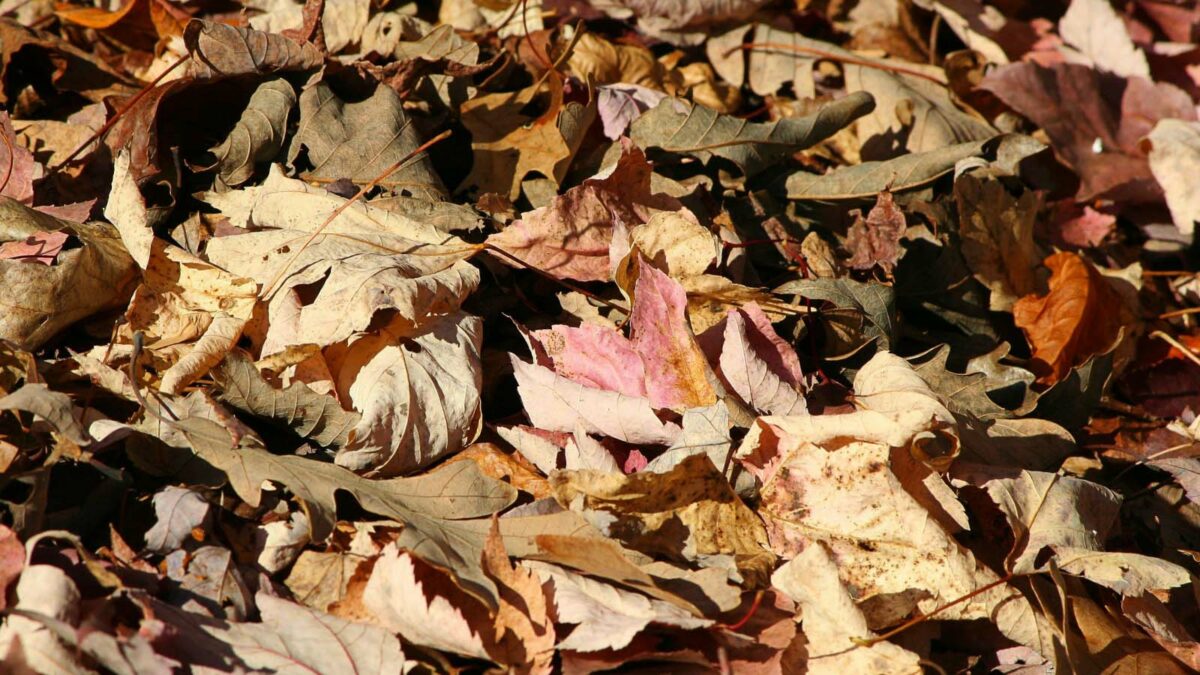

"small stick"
[51, 53, 189, 172]
[727, 42, 946, 85]
[1149, 330, 1200, 369]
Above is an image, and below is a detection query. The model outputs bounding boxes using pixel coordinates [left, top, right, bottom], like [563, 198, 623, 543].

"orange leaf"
[1013, 251, 1129, 385]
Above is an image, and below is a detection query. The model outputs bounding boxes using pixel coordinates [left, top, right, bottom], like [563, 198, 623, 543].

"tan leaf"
[333, 311, 482, 476]
[0, 202, 137, 350]
[629, 210, 718, 279]
[122, 240, 257, 395]
[1144, 118, 1200, 236]
[525, 560, 711, 652]
[460, 75, 594, 200]
[482, 520, 555, 673]
[550, 453, 775, 586]
[363, 544, 490, 659]
[772, 543, 922, 675]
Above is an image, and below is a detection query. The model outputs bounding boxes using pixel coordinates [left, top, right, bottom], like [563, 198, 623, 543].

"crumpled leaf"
[334, 311, 483, 476]
[1012, 251, 1132, 385]
[550, 453, 776, 586]
[212, 350, 360, 449]
[288, 82, 444, 195]
[486, 141, 680, 282]
[121, 241, 258, 395]
[205, 77, 296, 189]
[184, 19, 323, 80]
[144, 486, 209, 553]
[955, 172, 1043, 311]
[201, 168, 478, 349]
[844, 189, 906, 272]
[630, 92, 875, 176]
[0, 201, 137, 350]
[603, 0, 770, 35]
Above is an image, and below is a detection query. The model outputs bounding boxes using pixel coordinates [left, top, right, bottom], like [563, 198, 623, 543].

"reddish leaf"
[844, 189, 906, 272]
[1013, 252, 1131, 384]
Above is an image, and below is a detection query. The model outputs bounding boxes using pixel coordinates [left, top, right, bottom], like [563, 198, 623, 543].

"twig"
[51, 53, 189, 172]
[728, 42, 946, 85]
[1149, 330, 1200, 369]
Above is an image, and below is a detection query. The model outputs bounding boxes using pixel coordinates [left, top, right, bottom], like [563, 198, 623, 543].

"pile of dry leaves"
[1, 0, 1200, 671]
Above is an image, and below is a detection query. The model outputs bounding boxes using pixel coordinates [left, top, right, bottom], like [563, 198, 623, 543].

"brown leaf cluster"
[0, 0, 1199, 672]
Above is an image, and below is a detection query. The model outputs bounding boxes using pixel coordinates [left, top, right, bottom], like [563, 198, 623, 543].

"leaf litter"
[1, 0, 1200, 672]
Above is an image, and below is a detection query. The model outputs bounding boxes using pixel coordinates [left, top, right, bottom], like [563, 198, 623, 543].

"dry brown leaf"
[567, 32, 663, 89]
[1012, 252, 1132, 385]
[482, 519, 555, 673]
[955, 172, 1043, 311]
[460, 75, 594, 200]
[550, 452, 775, 587]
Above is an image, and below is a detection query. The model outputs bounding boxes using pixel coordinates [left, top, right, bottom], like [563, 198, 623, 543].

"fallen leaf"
[460, 75, 593, 199]
[204, 77, 296, 189]
[206, 592, 408, 673]
[0, 202, 137, 350]
[184, 19, 323, 80]
[1059, 0, 1150, 79]
[550, 453, 776, 586]
[954, 465, 1122, 574]
[486, 141, 679, 282]
[955, 172, 1043, 311]
[144, 486, 210, 553]
[363, 544, 490, 659]
[526, 560, 711, 652]
[288, 82, 444, 195]
[772, 543, 922, 675]
[844, 189, 906, 272]
[1144, 118, 1200, 236]
[630, 93, 875, 176]
[1012, 251, 1131, 385]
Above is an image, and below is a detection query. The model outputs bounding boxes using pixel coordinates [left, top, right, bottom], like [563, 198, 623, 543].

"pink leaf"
[486, 141, 680, 282]
[0, 230, 69, 265]
[630, 258, 718, 409]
